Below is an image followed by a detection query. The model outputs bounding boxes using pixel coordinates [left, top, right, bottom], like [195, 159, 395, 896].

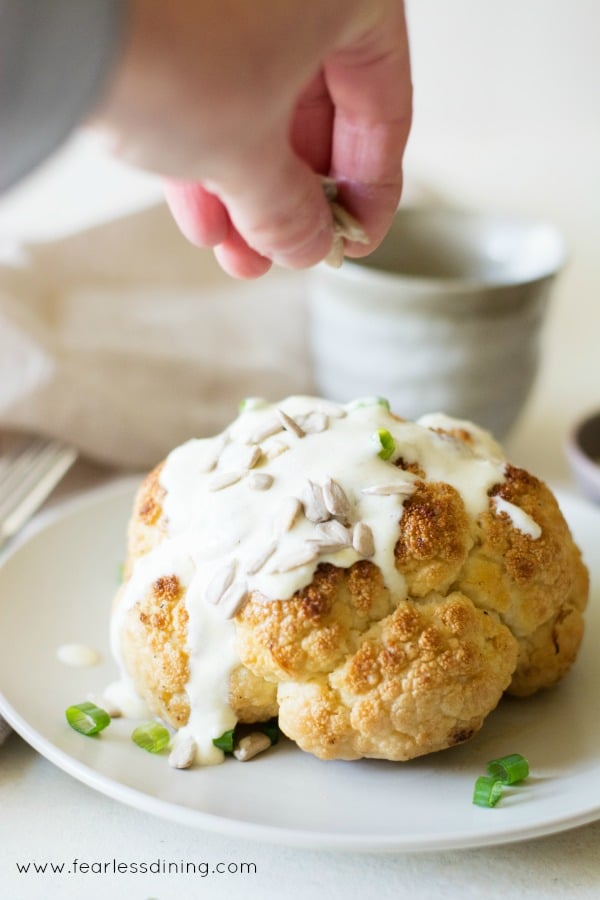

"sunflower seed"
[361, 482, 417, 496]
[197, 456, 218, 474]
[322, 477, 351, 519]
[220, 443, 262, 471]
[316, 519, 352, 546]
[197, 433, 229, 473]
[244, 446, 263, 469]
[321, 175, 339, 202]
[315, 400, 346, 418]
[305, 540, 349, 555]
[245, 540, 277, 575]
[295, 411, 328, 434]
[246, 417, 283, 444]
[274, 496, 302, 535]
[219, 580, 248, 618]
[330, 201, 370, 244]
[233, 731, 272, 761]
[169, 734, 196, 769]
[277, 408, 305, 438]
[264, 439, 289, 461]
[208, 470, 244, 492]
[302, 480, 329, 523]
[321, 177, 369, 259]
[353, 522, 375, 557]
[205, 560, 237, 605]
[246, 472, 274, 491]
[325, 234, 345, 268]
[269, 544, 319, 574]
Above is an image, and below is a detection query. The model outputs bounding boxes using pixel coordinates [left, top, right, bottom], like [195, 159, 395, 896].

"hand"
[91, 0, 412, 278]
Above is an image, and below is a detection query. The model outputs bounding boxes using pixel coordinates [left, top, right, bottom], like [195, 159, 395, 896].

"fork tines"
[0, 435, 78, 549]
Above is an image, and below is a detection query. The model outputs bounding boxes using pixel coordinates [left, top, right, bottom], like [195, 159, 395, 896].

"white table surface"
[1, 120, 600, 898]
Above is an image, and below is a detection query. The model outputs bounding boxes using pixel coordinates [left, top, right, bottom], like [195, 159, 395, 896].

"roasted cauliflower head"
[111, 397, 588, 765]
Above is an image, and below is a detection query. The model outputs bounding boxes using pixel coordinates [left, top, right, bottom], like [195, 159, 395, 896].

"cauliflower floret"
[272, 591, 518, 761]
[117, 569, 278, 727]
[113, 404, 588, 763]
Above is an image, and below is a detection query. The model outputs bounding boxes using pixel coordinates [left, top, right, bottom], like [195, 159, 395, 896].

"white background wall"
[404, 0, 599, 251]
[407, 1, 598, 138]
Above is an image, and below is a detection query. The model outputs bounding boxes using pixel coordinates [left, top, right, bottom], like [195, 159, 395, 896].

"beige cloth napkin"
[0, 202, 314, 470]
[0, 202, 315, 745]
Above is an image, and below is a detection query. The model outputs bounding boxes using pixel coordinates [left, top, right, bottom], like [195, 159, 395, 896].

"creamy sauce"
[111, 397, 534, 766]
[102, 678, 151, 719]
[56, 643, 101, 667]
[492, 495, 542, 539]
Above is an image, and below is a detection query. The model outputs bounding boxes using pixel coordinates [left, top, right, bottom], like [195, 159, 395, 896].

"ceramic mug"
[307, 207, 566, 439]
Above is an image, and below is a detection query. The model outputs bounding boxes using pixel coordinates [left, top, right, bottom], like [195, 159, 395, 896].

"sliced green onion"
[238, 397, 267, 413]
[372, 428, 395, 460]
[66, 702, 111, 736]
[213, 728, 235, 753]
[259, 717, 279, 746]
[349, 396, 391, 412]
[472, 775, 504, 808]
[486, 753, 529, 785]
[131, 721, 170, 753]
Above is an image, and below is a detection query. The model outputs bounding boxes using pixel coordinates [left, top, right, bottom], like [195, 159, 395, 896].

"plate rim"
[0, 478, 598, 853]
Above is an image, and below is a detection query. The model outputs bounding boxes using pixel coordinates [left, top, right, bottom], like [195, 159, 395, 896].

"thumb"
[207, 138, 334, 269]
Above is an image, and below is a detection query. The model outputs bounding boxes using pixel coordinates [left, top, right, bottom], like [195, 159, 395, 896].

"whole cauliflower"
[112, 397, 588, 764]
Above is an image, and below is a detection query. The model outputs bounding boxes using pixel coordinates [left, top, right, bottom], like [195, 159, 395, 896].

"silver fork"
[0, 433, 78, 551]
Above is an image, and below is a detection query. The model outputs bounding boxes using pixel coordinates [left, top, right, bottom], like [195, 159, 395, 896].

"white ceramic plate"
[0, 479, 598, 852]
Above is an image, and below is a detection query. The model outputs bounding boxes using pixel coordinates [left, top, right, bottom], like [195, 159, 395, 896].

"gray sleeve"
[0, 0, 125, 193]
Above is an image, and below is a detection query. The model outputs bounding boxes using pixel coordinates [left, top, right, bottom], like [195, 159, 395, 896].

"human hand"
[91, 0, 412, 278]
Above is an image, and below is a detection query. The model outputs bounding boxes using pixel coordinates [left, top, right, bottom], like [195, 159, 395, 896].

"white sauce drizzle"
[103, 678, 151, 720]
[492, 495, 542, 539]
[111, 397, 530, 766]
[56, 643, 101, 667]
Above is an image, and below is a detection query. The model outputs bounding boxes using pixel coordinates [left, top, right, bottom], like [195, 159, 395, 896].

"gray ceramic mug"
[307, 207, 566, 439]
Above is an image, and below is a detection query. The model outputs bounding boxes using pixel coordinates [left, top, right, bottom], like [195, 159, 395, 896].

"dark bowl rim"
[566, 409, 600, 481]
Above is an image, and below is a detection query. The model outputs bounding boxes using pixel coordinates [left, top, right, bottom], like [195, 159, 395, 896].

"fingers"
[163, 177, 271, 278]
[207, 136, 334, 270]
[213, 226, 273, 279]
[164, 165, 328, 277]
[289, 70, 334, 174]
[162, 4, 413, 276]
[164, 76, 336, 274]
[325, 1, 412, 254]
[163, 180, 230, 247]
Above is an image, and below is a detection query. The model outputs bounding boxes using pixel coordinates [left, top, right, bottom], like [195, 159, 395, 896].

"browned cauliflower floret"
[273, 591, 518, 760]
[123, 463, 167, 576]
[112, 401, 588, 764]
[461, 464, 588, 695]
[117, 520, 278, 726]
[393, 481, 474, 596]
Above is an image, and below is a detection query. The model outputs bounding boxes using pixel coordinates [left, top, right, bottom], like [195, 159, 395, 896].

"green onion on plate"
[131, 721, 170, 753]
[486, 753, 529, 785]
[65, 702, 111, 736]
[472, 775, 504, 808]
[472, 753, 530, 807]
[259, 718, 279, 746]
[212, 728, 235, 753]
